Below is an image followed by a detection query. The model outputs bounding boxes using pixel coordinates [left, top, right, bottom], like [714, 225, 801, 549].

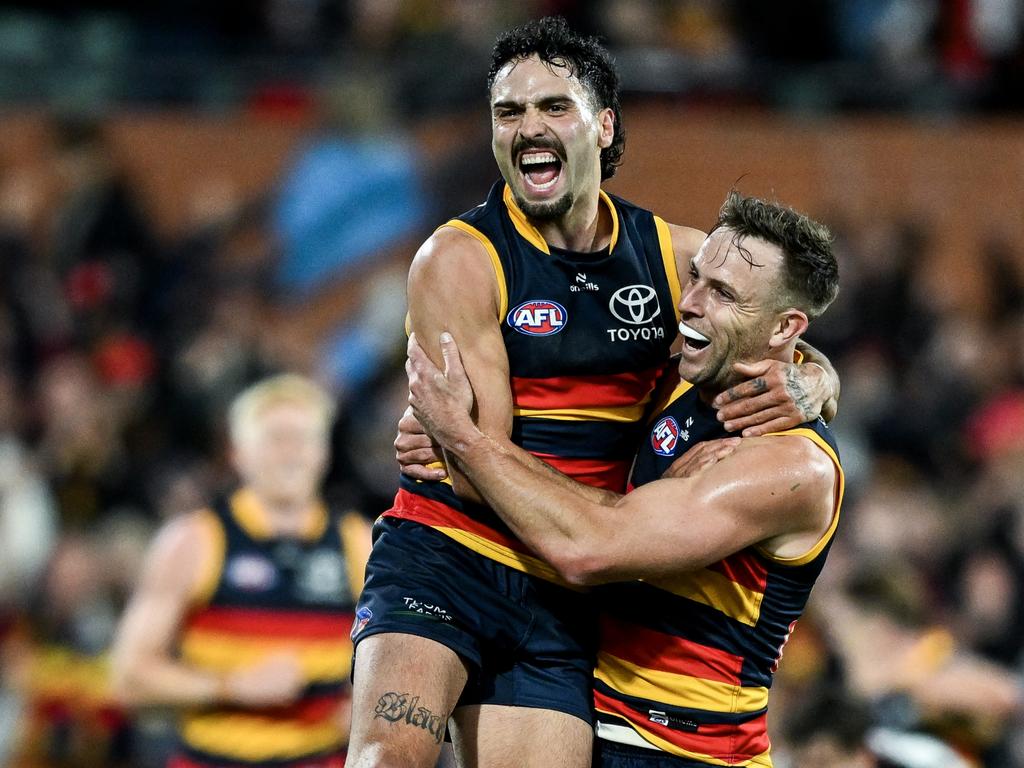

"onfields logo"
[507, 300, 568, 336]
[651, 416, 680, 457]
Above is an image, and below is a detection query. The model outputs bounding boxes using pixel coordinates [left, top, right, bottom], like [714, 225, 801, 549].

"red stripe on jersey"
[511, 368, 662, 410]
[706, 550, 768, 594]
[600, 615, 744, 685]
[185, 608, 354, 639]
[386, 489, 531, 554]
[531, 454, 631, 491]
[594, 689, 771, 764]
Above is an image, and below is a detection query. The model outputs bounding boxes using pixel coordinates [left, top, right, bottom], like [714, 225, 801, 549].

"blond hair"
[228, 373, 336, 445]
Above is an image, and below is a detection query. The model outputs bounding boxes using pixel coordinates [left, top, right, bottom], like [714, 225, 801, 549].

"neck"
[248, 487, 317, 537]
[535, 185, 609, 252]
[697, 341, 798, 407]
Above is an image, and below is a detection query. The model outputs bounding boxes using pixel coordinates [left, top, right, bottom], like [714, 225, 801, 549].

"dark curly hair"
[487, 16, 624, 181]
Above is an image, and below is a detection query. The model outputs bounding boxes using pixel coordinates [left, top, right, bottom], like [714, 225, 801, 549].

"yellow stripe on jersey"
[513, 401, 648, 423]
[190, 509, 226, 607]
[596, 652, 769, 714]
[756, 427, 844, 567]
[440, 219, 509, 320]
[432, 525, 582, 589]
[181, 712, 343, 762]
[180, 632, 351, 681]
[645, 566, 765, 627]
[502, 184, 620, 254]
[340, 511, 369, 598]
[593, 708, 774, 768]
[654, 216, 681, 323]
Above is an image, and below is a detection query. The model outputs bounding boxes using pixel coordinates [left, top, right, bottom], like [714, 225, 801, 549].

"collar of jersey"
[502, 184, 619, 255]
[230, 487, 328, 542]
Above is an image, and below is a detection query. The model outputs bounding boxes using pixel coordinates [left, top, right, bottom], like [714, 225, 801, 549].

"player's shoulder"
[150, 509, 220, 567]
[663, 222, 707, 262]
[739, 432, 837, 487]
[409, 222, 501, 301]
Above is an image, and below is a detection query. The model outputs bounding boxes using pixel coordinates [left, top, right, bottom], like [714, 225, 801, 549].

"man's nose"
[519, 106, 547, 138]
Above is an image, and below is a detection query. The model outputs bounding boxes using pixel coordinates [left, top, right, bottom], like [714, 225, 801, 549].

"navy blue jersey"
[594, 377, 844, 765]
[389, 180, 681, 581]
[176, 489, 363, 766]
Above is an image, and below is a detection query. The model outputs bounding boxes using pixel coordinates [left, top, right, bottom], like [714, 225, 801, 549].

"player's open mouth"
[519, 150, 563, 193]
[679, 321, 711, 352]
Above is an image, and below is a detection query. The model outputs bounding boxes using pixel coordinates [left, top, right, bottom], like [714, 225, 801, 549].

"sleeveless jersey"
[175, 488, 364, 767]
[386, 180, 681, 581]
[594, 377, 844, 766]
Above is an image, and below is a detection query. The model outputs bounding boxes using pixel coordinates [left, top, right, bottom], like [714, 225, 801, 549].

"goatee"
[514, 190, 573, 221]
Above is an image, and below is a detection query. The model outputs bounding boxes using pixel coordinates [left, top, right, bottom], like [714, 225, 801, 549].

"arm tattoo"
[374, 691, 447, 744]
[784, 366, 815, 421]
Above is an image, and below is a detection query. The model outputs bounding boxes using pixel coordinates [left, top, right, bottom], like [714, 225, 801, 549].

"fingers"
[741, 416, 805, 438]
[400, 463, 448, 481]
[397, 406, 427, 436]
[712, 375, 774, 408]
[439, 331, 467, 385]
[716, 390, 789, 424]
[721, 406, 799, 434]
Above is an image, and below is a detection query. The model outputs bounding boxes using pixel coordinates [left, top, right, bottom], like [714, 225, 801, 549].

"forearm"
[795, 339, 840, 421]
[445, 430, 618, 575]
[114, 653, 223, 708]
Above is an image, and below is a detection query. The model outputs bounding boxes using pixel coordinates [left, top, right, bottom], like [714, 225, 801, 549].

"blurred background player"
[111, 374, 371, 768]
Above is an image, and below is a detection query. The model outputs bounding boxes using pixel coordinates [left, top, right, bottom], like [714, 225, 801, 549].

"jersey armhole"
[189, 508, 226, 607]
[653, 216, 681, 324]
[339, 512, 369, 598]
[755, 428, 844, 567]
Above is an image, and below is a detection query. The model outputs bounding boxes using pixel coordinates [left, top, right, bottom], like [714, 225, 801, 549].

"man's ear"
[597, 107, 614, 150]
[769, 309, 809, 349]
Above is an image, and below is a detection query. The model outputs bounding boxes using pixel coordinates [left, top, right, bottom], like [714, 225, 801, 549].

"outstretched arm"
[407, 333, 836, 584]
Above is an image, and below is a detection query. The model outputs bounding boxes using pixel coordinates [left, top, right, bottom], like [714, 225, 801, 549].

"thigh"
[451, 704, 593, 768]
[347, 632, 468, 768]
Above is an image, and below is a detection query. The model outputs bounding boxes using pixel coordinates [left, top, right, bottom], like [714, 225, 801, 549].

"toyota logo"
[609, 284, 661, 325]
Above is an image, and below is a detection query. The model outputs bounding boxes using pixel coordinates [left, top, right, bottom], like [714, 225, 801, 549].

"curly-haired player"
[347, 17, 840, 768]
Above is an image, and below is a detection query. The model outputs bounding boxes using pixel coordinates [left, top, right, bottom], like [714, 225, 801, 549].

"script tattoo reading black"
[373, 692, 447, 744]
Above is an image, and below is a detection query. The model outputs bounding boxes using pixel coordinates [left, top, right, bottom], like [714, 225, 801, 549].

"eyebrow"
[688, 258, 742, 299]
[491, 95, 575, 111]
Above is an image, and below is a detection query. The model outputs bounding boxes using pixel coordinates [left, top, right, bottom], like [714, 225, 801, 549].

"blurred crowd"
[0, 0, 1021, 113]
[0, 2, 1023, 768]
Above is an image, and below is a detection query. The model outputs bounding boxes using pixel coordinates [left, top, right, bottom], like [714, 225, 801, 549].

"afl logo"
[507, 300, 567, 336]
[651, 416, 680, 457]
[609, 284, 661, 325]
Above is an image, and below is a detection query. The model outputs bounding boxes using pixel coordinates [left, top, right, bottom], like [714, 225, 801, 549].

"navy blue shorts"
[595, 739, 708, 767]
[352, 517, 596, 724]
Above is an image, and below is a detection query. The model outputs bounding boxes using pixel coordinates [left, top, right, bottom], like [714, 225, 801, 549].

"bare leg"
[451, 704, 593, 768]
[347, 633, 469, 768]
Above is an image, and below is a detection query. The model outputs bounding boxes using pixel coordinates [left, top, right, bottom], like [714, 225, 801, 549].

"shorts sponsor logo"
[507, 300, 567, 336]
[398, 597, 453, 622]
[651, 416, 680, 457]
[226, 554, 278, 592]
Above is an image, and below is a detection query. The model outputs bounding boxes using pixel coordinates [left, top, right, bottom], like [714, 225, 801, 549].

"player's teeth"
[678, 322, 709, 343]
[522, 152, 557, 165]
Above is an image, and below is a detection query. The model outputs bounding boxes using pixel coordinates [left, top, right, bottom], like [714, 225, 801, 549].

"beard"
[512, 187, 574, 221]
